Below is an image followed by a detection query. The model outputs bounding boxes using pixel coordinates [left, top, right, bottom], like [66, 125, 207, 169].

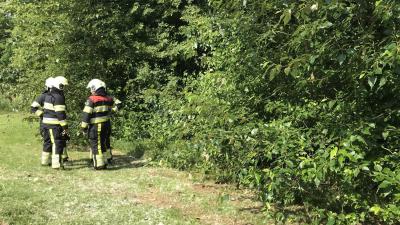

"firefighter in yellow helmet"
[81, 79, 120, 169]
[41, 76, 69, 169]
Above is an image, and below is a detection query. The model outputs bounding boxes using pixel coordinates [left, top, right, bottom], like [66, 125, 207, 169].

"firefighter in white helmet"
[41, 76, 70, 169]
[81, 79, 120, 169]
[31, 77, 54, 166]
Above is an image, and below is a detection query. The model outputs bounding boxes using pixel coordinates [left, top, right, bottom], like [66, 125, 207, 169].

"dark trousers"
[42, 125, 65, 168]
[88, 121, 111, 167]
[42, 125, 65, 154]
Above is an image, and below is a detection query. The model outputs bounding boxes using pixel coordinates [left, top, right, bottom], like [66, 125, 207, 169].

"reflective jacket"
[81, 89, 117, 128]
[31, 90, 49, 117]
[42, 88, 68, 128]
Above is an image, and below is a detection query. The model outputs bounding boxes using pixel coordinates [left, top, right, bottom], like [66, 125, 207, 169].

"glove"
[65, 133, 71, 141]
[115, 99, 122, 105]
[61, 129, 71, 141]
[81, 127, 88, 135]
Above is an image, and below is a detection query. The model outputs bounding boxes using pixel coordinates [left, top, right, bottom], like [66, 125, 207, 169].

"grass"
[0, 113, 270, 225]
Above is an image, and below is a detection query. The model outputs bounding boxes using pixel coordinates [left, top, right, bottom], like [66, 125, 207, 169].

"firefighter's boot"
[41, 151, 51, 166]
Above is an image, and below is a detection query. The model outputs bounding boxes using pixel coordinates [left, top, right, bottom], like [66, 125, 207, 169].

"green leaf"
[330, 147, 338, 160]
[326, 216, 335, 225]
[375, 67, 383, 75]
[369, 205, 382, 214]
[361, 166, 370, 171]
[314, 177, 320, 187]
[337, 54, 346, 65]
[338, 156, 345, 167]
[368, 76, 377, 88]
[394, 193, 400, 201]
[282, 9, 292, 25]
[383, 191, 392, 198]
[309, 55, 317, 64]
[378, 180, 391, 189]
[378, 77, 387, 88]
[354, 168, 360, 177]
[285, 160, 294, 168]
[374, 164, 383, 172]
[382, 131, 389, 140]
[319, 21, 333, 29]
[284, 66, 291, 75]
[361, 126, 371, 135]
[269, 64, 282, 81]
[328, 100, 336, 109]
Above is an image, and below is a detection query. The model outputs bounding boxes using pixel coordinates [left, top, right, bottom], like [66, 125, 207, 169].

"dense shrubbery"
[1, 0, 399, 223]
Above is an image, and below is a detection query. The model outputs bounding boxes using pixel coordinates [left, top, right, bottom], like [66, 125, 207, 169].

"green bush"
[141, 1, 400, 224]
[0, 95, 12, 112]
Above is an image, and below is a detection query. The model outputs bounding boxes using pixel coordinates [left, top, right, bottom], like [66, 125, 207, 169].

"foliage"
[144, 1, 400, 223]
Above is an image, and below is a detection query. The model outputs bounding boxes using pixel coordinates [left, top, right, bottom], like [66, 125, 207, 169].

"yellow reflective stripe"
[97, 123, 102, 156]
[81, 122, 88, 128]
[90, 116, 110, 124]
[49, 129, 55, 155]
[35, 110, 43, 117]
[44, 103, 55, 110]
[83, 106, 93, 113]
[94, 105, 110, 113]
[31, 101, 41, 108]
[43, 118, 60, 124]
[54, 105, 66, 112]
[43, 118, 67, 126]
[59, 120, 68, 127]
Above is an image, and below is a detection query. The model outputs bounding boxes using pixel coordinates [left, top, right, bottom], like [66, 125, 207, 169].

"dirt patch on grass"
[82, 170, 266, 224]
[135, 189, 250, 225]
[104, 174, 266, 225]
[192, 183, 230, 193]
[104, 154, 268, 224]
[192, 183, 263, 210]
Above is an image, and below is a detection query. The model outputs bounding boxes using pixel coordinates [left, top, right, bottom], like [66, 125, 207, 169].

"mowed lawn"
[0, 113, 269, 225]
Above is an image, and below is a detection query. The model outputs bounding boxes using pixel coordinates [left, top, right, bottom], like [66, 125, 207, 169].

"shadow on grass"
[107, 155, 146, 170]
[64, 154, 146, 171]
[62, 158, 91, 170]
[239, 206, 264, 214]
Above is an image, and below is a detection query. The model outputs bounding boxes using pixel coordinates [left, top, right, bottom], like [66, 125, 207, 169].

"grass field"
[0, 113, 270, 225]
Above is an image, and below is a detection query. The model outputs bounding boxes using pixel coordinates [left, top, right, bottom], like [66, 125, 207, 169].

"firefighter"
[31, 77, 53, 166]
[81, 79, 119, 169]
[42, 76, 69, 169]
[31, 77, 69, 165]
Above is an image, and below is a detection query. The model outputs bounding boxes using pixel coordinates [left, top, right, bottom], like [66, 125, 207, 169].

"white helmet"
[45, 77, 54, 89]
[53, 76, 69, 90]
[87, 79, 106, 92]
